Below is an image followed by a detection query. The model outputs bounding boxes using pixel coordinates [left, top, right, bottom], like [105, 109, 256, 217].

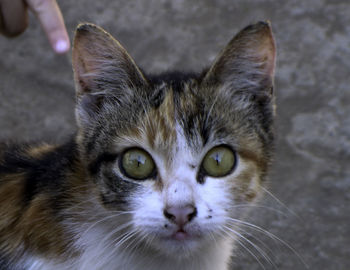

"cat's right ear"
[72, 23, 148, 124]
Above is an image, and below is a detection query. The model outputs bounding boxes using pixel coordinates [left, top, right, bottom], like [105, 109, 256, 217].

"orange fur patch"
[27, 144, 57, 159]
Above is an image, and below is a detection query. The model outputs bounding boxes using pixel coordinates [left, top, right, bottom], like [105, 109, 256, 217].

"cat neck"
[75, 233, 234, 270]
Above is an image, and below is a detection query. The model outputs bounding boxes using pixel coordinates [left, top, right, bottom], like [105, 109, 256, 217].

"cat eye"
[121, 148, 156, 180]
[201, 146, 236, 178]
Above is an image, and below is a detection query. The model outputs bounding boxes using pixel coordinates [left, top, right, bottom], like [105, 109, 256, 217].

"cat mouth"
[172, 229, 190, 241]
[170, 228, 202, 242]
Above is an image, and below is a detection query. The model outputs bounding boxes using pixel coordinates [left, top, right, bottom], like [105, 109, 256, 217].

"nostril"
[188, 207, 197, 222]
[163, 209, 176, 221]
[163, 205, 197, 226]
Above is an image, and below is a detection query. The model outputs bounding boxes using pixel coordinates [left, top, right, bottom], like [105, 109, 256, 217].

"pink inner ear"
[73, 53, 97, 95]
[258, 32, 276, 79]
[72, 23, 148, 98]
[72, 24, 116, 96]
[237, 24, 277, 80]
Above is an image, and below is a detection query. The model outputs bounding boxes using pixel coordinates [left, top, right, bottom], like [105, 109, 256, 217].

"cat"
[0, 21, 276, 270]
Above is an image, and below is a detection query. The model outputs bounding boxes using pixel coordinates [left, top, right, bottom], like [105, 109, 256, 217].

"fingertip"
[27, 0, 70, 54]
[54, 39, 70, 54]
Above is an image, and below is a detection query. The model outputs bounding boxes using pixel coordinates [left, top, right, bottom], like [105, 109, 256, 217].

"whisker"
[124, 229, 148, 255]
[113, 229, 138, 248]
[261, 186, 300, 220]
[82, 211, 132, 237]
[230, 203, 289, 217]
[123, 229, 143, 251]
[223, 225, 276, 269]
[226, 217, 309, 269]
[101, 228, 138, 261]
[229, 223, 277, 267]
[219, 227, 267, 270]
[102, 220, 134, 245]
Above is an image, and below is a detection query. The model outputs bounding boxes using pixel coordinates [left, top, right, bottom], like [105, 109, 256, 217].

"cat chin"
[141, 230, 212, 260]
[150, 238, 203, 259]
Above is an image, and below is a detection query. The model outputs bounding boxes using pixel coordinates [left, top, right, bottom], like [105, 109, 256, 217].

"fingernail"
[55, 39, 69, 53]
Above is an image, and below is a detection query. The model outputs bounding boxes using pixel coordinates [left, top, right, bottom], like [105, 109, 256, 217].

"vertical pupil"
[137, 155, 141, 167]
[130, 153, 145, 168]
[214, 152, 222, 166]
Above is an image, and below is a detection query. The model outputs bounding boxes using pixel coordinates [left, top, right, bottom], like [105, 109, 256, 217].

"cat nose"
[163, 205, 197, 226]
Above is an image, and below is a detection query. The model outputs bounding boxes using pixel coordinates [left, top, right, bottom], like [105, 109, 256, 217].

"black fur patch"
[0, 144, 35, 174]
[149, 86, 165, 109]
[147, 71, 200, 88]
[0, 139, 78, 208]
[101, 170, 140, 208]
[24, 140, 78, 206]
[147, 71, 201, 100]
[88, 152, 118, 176]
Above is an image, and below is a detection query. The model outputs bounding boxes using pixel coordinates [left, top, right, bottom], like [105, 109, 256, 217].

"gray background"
[0, 0, 349, 269]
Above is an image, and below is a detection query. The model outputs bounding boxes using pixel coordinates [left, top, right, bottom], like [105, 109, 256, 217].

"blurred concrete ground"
[0, 0, 349, 269]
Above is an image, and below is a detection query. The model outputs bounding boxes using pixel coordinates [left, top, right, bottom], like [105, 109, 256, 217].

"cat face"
[72, 22, 276, 258]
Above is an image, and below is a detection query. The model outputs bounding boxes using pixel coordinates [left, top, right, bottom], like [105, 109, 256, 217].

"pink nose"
[163, 205, 197, 227]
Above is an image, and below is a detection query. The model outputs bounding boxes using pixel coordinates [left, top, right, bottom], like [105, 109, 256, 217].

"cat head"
[72, 22, 276, 258]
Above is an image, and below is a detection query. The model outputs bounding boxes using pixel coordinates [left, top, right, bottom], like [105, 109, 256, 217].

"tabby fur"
[0, 22, 276, 270]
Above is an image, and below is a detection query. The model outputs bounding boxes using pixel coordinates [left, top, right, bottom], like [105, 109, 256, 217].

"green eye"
[202, 146, 236, 177]
[121, 148, 155, 180]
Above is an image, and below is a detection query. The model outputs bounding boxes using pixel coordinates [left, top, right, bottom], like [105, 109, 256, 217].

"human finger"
[26, 0, 70, 53]
[0, 0, 28, 37]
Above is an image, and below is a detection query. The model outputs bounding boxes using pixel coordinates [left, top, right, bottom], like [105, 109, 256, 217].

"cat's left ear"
[202, 21, 276, 95]
[72, 23, 148, 124]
